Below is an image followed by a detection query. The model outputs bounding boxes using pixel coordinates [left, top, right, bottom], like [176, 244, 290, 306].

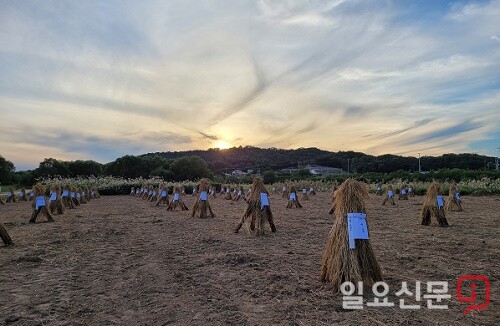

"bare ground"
[0, 193, 499, 325]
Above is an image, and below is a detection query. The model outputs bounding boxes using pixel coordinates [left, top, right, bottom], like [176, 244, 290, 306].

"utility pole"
[418, 153, 421, 173]
[347, 158, 350, 174]
[496, 147, 500, 170]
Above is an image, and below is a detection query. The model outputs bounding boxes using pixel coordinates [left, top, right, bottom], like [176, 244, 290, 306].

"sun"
[216, 140, 230, 149]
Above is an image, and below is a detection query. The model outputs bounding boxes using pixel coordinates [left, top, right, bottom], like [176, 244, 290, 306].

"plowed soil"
[1, 193, 498, 325]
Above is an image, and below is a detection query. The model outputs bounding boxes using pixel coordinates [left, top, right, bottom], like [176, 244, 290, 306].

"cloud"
[1, 0, 499, 168]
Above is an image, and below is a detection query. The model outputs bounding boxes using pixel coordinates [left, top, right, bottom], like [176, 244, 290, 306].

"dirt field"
[1, 192, 498, 325]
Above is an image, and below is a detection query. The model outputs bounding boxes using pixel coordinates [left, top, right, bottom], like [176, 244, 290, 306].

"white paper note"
[35, 196, 45, 210]
[260, 192, 269, 208]
[347, 213, 369, 249]
[290, 192, 296, 200]
[174, 193, 180, 201]
[437, 195, 444, 207]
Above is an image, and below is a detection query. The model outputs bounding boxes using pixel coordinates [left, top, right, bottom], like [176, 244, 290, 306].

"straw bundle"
[233, 186, 244, 201]
[0, 196, 4, 205]
[224, 187, 232, 200]
[235, 178, 276, 235]
[155, 184, 170, 206]
[381, 185, 395, 205]
[29, 184, 54, 223]
[445, 183, 463, 211]
[70, 187, 80, 207]
[320, 179, 382, 290]
[421, 182, 449, 226]
[408, 185, 415, 198]
[18, 189, 27, 201]
[91, 188, 100, 199]
[61, 185, 74, 209]
[6, 187, 16, 203]
[309, 187, 316, 196]
[191, 179, 215, 218]
[79, 188, 87, 204]
[281, 186, 289, 199]
[328, 187, 338, 214]
[286, 187, 302, 208]
[149, 187, 159, 202]
[398, 185, 408, 200]
[28, 190, 34, 201]
[167, 186, 189, 211]
[48, 184, 64, 215]
[301, 188, 309, 201]
[375, 183, 383, 196]
[0, 221, 13, 246]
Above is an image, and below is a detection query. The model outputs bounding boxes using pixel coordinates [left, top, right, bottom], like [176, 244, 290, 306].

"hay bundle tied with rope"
[48, 184, 64, 215]
[281, 185, 289, 199]
[167, 186, 189, 211]
[381, 185, 395, 205]
[375, 182, 383, 196]
[155, 184, 170, 206]
[30, 184, 54, 223]
[235, 177, 276, 235]
[61, 185, 74, 209]
[286, 186, 302, 208]
[301, 188, 309, 201]
[320, 179, 382, 290]
[421, 182, 449, 226]
[6, 187, 16, 203]
[445, 183, 462, 211]
[398, 185, 408, 200]
[191, 179, 215, 218]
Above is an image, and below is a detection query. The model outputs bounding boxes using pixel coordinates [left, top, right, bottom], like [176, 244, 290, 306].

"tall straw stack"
[320, 179, 382, 290]
[381, 185, 395, 205]
[421, 182, 449, 226]
[445, 183, 463, 211]
[191, 179, 215, 218]
[30, 184, 54, 223]
[286, 186, 302, 208]
[167, 186, 189, 211]
[235, 178, 276, 236]
[48, 184, 64, 215]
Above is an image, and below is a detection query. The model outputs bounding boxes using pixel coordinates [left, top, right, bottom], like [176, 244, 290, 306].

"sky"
[1, 0, 499, 170]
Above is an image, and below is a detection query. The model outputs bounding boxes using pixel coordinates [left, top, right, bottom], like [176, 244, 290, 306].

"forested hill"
[143, 146, 494, 173]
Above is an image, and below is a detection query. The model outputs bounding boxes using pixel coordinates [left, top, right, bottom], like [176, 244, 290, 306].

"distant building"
[306, 164, 343, 175]
[279, 165, 343, 175]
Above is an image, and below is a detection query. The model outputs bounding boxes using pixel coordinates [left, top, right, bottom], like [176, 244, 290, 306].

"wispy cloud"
[0, 0, 499, 169]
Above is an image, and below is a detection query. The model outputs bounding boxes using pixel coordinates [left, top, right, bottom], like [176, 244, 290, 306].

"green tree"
[36, 158, 70, 177]
[262, 170, 276, 184]
[0, 155, 15, 184]
[169, 156, 213, 181]
[67, 160, 103, 176]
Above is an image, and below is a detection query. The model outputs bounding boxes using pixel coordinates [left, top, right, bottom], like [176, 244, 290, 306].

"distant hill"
[142, 146, 494, 173]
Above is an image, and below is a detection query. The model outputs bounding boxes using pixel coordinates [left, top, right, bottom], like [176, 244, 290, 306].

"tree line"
[1, 147, 498, 187]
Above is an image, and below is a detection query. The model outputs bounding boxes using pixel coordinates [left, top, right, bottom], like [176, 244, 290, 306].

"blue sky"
[0, 0, 499, 170]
